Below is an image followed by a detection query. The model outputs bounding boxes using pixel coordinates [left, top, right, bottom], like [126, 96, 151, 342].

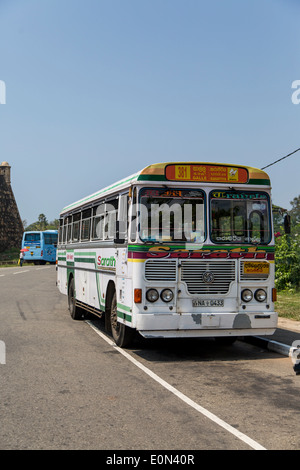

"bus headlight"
[241, 289, 253, 302]
[146, 289, 159, 303]
[255, 289, 267, 302]
[160, 289, 174, 303]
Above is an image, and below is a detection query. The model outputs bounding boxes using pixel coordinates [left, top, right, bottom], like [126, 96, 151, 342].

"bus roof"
[23, 230, 58, 233]
[60, 162, 270, 215]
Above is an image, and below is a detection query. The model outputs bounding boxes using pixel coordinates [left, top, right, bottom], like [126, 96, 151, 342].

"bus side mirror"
[284, 214, 291, 234]
[114, 220, 126, 244]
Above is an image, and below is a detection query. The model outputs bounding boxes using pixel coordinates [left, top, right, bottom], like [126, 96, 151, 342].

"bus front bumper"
[136, 311, 278, 339]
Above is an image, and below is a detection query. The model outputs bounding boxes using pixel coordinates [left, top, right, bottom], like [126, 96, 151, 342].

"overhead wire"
[261, 147, 300, 170]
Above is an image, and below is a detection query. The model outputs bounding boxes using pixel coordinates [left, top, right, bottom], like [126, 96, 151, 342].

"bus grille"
[181, 260, 236, 294]
[145, 260, 177, 281]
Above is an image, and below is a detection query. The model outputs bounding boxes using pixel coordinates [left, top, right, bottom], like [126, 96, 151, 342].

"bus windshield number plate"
[192, 299, 224, 307]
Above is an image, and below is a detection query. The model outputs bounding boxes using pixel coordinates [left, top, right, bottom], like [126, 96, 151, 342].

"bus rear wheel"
[68, 277, 83, 320]
[110, 292, 134, 347]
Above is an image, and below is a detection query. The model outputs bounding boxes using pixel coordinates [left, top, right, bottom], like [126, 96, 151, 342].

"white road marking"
[86, 321, 266, 451]
[0, 266, 52, 277]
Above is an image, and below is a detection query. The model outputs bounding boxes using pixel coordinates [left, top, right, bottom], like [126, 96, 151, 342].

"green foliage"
[272, 204, 286, 234]
[24, 214, 59, 231]
[273, 196, 300, 291]
[0, 246, 20, 261]
[275, 233, 300, 291]
[290, 195, 300, 224]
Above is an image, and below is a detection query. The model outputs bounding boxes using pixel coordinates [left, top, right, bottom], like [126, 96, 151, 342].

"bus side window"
[105, 199, 118, 240]
[63, 218, 68, 244]
[67, 216, 72, 243]
[72, 212, 81, 242]
[130, 188, 137, 242]
[53, 233, 58, 247]
[81, 208, 92, 241]
[92, 203, 105, 240]
[118, 193, 129, 240]
[59, 218, 64, 244]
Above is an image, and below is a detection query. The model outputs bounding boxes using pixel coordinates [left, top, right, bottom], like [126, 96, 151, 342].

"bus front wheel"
[110, 292, 134, 347]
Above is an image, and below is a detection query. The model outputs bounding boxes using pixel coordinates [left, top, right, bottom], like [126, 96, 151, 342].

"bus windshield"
[139, 188, 205, 243]
[210, 190, 271, 244]
[24, 233, 41, 245]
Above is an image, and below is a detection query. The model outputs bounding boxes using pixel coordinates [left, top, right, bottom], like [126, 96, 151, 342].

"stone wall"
[0, 163, 23, 252]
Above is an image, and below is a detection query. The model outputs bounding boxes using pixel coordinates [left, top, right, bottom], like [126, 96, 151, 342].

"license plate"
[192, 299, 224, 307]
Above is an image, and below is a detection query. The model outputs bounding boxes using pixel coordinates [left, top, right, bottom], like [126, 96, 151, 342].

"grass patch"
[276, 290, 300, 322]
[0, 247, 20, 266]
[0, 262, 19, 267]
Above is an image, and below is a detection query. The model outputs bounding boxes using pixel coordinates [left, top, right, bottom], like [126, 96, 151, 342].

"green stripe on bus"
[117, 302, 131, 312]
[117, 310, 132, 322]
[248, 178, 270, 185]
[137, 174, 166, 181]
[74, 257, 95, 263]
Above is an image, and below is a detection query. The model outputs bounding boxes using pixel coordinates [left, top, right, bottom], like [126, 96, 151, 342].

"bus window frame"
[92, 202, 105, 241]
[115, 192, 129, 244]
[81, 208, 92, 242]
[129, 187, 137, 243]
[138, 186, 206, 244]
[104, 198, 118, 240]
[209, 189, 272, 245]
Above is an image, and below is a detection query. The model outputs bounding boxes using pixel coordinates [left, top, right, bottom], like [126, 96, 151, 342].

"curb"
[243, 335, 298, 358]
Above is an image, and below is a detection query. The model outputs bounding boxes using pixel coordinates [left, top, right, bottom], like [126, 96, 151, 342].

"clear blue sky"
[0, 0, 299, 224]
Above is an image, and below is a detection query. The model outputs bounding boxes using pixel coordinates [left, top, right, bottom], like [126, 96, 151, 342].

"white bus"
[57, 162, 278, 347]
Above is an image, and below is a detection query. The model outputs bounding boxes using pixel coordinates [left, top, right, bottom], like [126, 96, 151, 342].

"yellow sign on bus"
[243, 262, 270, 275]
[166, 164, 248, 183]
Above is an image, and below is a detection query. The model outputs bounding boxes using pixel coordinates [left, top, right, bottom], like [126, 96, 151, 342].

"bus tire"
[68, 277, 83, 320]
[110, 292, 134, 347]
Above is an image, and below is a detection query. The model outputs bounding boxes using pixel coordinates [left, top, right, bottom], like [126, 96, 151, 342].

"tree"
[290, 195, 300, 224]
[24, 215, 59, 232]
[37, 214, 48, 231]
[47, 219, 59, 230]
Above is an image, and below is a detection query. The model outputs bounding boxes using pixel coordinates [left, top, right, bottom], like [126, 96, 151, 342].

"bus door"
[114, 193, 132, 321]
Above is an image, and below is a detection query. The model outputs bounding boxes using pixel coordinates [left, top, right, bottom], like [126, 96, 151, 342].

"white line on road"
[13, 270, 30, 274]
[86, 321, 266, 451]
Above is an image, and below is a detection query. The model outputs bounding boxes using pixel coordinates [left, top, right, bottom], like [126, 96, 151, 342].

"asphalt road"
[0, 265, 299, 451]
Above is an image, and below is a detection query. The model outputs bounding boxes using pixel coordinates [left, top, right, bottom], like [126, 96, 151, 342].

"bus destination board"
[165, 164, 248, 183]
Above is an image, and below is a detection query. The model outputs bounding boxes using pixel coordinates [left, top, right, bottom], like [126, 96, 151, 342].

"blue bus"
[21, 230, 58, 265]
